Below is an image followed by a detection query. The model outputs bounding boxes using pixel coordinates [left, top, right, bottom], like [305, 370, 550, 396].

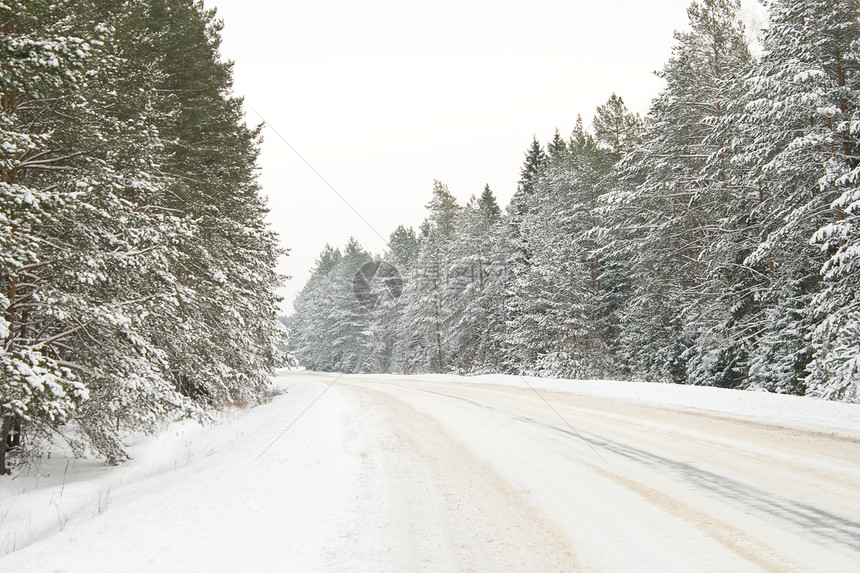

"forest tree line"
[291, 0, 860, 403]
[1, 0, 284, 471]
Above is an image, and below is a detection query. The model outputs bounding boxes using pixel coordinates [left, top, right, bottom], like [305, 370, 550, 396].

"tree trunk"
[477, 249, 491, 362]
[6, 418, 21, 449]
[432, 275, 444, 372]
[0, 414, 11, 476]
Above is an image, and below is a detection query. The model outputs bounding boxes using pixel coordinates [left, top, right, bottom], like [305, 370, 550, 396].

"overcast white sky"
[204, 0, 766, 314]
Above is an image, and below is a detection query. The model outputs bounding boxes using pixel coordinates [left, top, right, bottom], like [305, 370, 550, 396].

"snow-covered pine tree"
[291, 240, 374, 373]
[602, 0, 753, 385]
[130, 0, 285, 404]
[739, 0, 860, 399]
[291, 245, 343, 371]
[591, 94, 646, 371]
[667, 0, 758, 391]
[472, 186, 505, 370]
[502, 138, 548, 372]
[0, 0, 134, 469]
[444, 185, 503, 372]
[593, 93, 645, 161]
[329, 239, 375, 373]
[2, 0, 285, 469]
[366, 225, 417, 373]
[418, 181, 460, 372]
[506, 119, 615, 377]
[396, 236, 437, 372]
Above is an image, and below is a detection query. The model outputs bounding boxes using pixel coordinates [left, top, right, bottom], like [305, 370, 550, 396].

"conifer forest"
[291, 0, 860, 405]
[1, 0, 284, 471]
[4, 1, 860, 567]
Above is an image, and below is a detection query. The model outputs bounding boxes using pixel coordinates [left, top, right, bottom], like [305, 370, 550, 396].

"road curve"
[317, 372, 860, 572]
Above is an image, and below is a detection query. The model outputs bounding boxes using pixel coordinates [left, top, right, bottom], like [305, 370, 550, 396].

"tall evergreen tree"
[502, 138, 548, 371]
[517, 136, 548, 198]
[506, 121, 614, 377]
[593, 94, 644, 161]
[420, 181, 460, 372]
[2, 0, 284, 470]
[370, 226, 417, 373]
[739, 0, 860, 399]
[603, 0, 753, 384]
[445, 186, 503, 371]
[1, 0, 105, 471]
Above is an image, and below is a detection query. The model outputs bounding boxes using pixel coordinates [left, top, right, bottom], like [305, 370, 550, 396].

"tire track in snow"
[389, 382, 860, 557]
[339, 385, 581, 572]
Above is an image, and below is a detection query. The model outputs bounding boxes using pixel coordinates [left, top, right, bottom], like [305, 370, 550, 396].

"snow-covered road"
[339, 373, 860, 572]
[2, 370, 859, 572]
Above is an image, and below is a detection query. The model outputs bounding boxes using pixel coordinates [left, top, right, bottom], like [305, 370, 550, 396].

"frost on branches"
[1, 0, 284, 473]
[739, 0, 860, 401]
[289, 0, 860, 404]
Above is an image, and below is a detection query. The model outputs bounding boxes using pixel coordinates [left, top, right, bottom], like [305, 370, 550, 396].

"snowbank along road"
[1, 370, 859, 572]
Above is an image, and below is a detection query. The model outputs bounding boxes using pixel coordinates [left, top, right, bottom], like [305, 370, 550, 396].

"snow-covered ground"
[1, 370, 859, 571]
[0, 375, 366, 571]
